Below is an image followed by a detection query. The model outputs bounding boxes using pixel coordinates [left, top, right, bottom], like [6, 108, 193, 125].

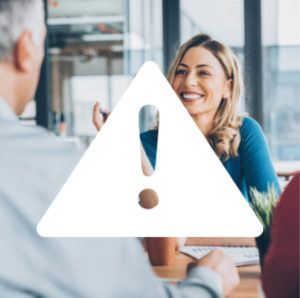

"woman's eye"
[199, 71, 210, 76]
[175, 69, 187, 75]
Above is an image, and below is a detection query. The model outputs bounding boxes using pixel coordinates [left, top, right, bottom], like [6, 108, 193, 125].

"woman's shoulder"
[240, 116, 261, 131]
[239, 116, 267, 152]
[240, 116, 264, 139]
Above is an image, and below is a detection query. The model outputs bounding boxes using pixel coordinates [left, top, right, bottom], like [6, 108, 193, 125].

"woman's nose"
[185, 73, 197, 87]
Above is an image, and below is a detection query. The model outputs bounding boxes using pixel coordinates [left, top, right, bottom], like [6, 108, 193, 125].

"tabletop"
[152, 251, 261, 298]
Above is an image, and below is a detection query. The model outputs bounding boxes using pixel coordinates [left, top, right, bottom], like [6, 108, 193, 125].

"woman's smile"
[180, 91, 205, 102]
[172, 46, 231, 119]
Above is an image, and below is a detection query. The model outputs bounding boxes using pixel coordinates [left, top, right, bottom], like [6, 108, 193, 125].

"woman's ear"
[224, 79, 233, 99]
[14, 30, 34, 72]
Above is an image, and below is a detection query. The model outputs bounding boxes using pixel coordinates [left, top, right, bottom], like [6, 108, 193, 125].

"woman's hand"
[187, 249, 239, 296]
[92, 101, 111, 131]
[92, 102, 154, 177]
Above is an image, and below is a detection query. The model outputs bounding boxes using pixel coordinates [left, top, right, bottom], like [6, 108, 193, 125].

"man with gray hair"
[0, 0, 45, 115]
[0, 0, 239, 297]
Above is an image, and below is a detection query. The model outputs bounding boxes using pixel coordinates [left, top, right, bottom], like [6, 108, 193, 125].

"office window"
[125, 0, 163, 75]
[262, 0, 300, 167]
[47, 0, 162, 145]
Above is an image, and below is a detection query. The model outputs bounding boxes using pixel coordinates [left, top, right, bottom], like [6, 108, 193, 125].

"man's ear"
[224, 79, 233, 99]
[14, 30, 34, 72]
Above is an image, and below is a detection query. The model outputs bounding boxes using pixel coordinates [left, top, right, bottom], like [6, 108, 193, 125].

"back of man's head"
[0, 0, 44, 63]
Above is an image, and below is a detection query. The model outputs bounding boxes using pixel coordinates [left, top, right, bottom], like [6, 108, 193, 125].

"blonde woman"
[141, 33, 279, 196]
[93, 34, 280, 247]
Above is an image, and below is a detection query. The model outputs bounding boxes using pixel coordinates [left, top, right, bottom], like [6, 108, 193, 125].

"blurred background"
[21, 0, 300, 174]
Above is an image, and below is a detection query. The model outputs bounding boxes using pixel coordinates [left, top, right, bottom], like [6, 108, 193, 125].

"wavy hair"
[167, 34, 243, 161]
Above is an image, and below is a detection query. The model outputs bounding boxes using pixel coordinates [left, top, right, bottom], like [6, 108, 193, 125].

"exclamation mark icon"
[138, 105, 159, 209]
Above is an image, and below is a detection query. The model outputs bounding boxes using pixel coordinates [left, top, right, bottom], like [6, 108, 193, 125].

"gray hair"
[0, 0, 45, 62]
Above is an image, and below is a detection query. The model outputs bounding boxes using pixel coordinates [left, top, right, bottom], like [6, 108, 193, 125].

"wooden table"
[152, 251, 261, 298]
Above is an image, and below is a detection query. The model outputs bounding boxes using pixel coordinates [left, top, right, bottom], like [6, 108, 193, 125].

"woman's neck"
[191, 113, 215, 137]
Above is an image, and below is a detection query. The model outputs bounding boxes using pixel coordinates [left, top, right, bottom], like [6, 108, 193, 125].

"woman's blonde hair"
[167, 33, 243, 161]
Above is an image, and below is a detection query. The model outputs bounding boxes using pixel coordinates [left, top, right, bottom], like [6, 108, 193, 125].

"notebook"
[179, 246, 260, 266]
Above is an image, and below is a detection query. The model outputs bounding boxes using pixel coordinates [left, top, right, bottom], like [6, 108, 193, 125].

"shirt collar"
[0, 97, 19, 121]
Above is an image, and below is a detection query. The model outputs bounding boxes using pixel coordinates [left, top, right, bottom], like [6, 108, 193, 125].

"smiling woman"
[172, 47, 233, 141]
[92, 33, 281, 246]
[138, 33, 281, 248]
[166, 34, 242, 162]
[140, 34, 280, 202]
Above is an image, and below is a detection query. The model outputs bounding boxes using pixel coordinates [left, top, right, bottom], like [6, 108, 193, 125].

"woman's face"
[172, 46, 231, 118]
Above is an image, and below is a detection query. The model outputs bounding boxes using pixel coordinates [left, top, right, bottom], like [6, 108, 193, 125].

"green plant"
[250, 185, 280, 268]
[250, 185, 279, 231]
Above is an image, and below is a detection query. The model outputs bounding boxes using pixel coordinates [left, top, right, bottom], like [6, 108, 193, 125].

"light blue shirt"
[0, 97, 223, 298]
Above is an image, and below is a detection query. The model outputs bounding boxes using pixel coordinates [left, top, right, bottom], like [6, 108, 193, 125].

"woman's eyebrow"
[196, 64, 213, 69]
[178, 63, 188, 68]
[178, 63, 213, 69]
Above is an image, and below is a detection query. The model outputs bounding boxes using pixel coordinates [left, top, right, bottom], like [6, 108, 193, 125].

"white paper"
[179, 246, 259, 266]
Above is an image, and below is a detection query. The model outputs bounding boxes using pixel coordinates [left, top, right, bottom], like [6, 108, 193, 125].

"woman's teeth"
[181, 93, 204, 100]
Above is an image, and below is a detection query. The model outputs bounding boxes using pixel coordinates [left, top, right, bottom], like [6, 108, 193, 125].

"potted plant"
[250, 185, 279, 268]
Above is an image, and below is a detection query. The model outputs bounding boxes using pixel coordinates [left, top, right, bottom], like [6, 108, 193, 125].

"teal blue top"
[140, 117, 281, 202]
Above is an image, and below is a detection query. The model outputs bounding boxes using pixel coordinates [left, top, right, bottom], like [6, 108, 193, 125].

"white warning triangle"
[37, 61, 263, 237]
